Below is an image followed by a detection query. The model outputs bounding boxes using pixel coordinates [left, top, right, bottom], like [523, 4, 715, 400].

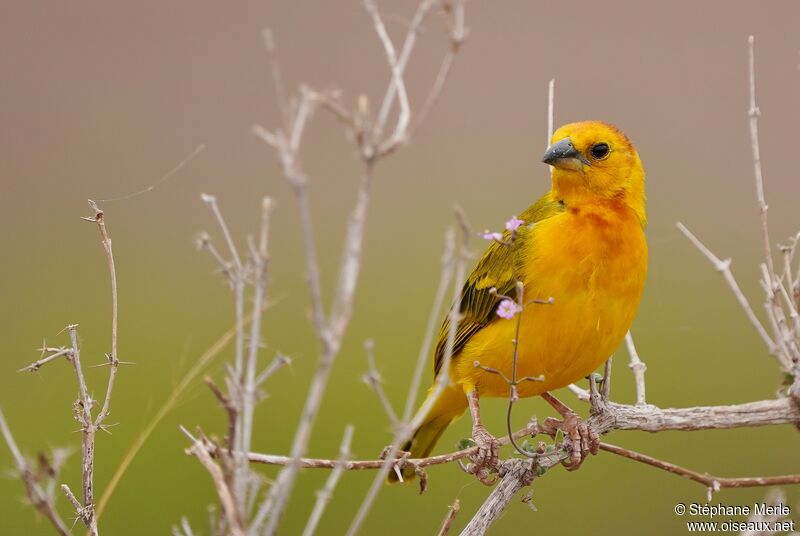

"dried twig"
[85, 201, 121, 428]
[240, 396, 799, 471]
[599, 442, 800, 494]
[546, 78, 555, 145]
[677, 222, 777, 357]
[17, 346, 72, 373]
[436, 498, 461, 536]
[625, 331, 647, 406]
[460, 459, 535, 536]
[408, 0, 467, 139]
[0, 407, 71, 536]
[345, 213, 471, 536]
[301, 425, 354, 536]
[401, 227, 456, 423]
[182, 428, 245, 536]
[191, 196, 287, 533]
[748, 36, 775, 282]
[5, 202, 125, 536]
[261, 29, 290, 133]
[240, 197, 274, 490]
[362, 340, 400, 429]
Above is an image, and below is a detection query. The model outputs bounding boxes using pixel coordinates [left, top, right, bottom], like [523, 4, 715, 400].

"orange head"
[543, 121, 646, 225]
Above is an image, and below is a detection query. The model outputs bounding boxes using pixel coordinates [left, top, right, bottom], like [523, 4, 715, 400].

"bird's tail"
[388, 385, 467, 483]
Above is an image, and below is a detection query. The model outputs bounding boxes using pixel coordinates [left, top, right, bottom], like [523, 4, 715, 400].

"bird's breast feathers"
[455, 200, 647, 397]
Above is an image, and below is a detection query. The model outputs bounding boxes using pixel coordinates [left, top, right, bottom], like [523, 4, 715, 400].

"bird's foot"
[379, 446, 410, 460]
[543, 411, 599, 471]
[465, 425, 500, 485]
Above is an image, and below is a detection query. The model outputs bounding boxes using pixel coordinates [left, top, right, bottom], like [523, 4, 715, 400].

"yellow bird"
[392, 121, 647, 482]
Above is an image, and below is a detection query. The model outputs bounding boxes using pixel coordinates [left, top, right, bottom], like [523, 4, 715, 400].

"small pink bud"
[481, 231, 503, 242]
[505, 216, 524, 232]
[496, 298, 522, 319]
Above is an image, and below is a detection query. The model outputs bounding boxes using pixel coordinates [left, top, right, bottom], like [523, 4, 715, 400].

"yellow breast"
[452, 200, 647, 398]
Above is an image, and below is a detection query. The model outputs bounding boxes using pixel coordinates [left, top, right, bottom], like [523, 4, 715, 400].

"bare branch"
[625, 331, 647, 406]
[344, 211, 472, 536]
[85, 200, 121, 427]
[243, 420, 540, 470]
[401, 227, 456, 421]
[17, 346, 72, 373]
[568, 383, 590, 402]
[302, 425, 354, 536]
[327, 167, 373, 344]
[255, 353, 292, 388]
[200, 194, 243, 273]
[196, 232, 235, 286]
[409, 0, 467, 138]
[251, 124, 280, 150]
[240, 197, 275, 489]
[547, 78, 555, 145]
[600, 442, 800, 492]
[184, 432, 245, 536]
[201, 194, 248, 388]
[362, 340, 399, 429]
[373, 0, 437, 139]
[677, 222, 777, 358]
[261, 29, 290, 133]
[460, 459, 535, 536]
[436, 498, 461, 536]
[205, 377, 238, 450]
[601, 357, 612, 400]
[747, 36, 775, 281]
[0, 407, 71, 536]
[363, 0, 411, 156]
[241, 397, 800, 468]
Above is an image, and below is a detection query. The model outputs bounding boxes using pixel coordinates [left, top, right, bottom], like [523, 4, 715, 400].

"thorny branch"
[2, 201, 125, 536]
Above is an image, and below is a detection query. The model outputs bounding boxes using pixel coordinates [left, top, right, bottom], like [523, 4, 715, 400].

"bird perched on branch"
[392, 121, 647, 482]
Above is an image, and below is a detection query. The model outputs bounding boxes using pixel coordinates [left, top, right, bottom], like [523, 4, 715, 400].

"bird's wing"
[433, 193, 564, 376]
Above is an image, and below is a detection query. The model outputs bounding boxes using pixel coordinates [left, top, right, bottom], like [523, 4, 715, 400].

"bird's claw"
[465, 425, 500, 485]
[379, 446, 410, 460]
[544, 412, 599, 471]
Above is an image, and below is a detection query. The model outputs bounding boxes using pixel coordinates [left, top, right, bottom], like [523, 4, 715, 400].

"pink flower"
[505, 216, 524, 232]
[496, 298, 522, 319]
[481, 231, 503, 242]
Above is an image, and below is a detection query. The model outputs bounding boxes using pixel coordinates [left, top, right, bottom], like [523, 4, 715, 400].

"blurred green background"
[1, 0, 799, 534]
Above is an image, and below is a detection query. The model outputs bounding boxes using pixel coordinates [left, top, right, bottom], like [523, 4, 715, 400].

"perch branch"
[460, 459, 536, 536]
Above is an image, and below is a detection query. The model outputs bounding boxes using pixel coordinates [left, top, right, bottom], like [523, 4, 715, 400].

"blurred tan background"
[2, 0, 800, 534]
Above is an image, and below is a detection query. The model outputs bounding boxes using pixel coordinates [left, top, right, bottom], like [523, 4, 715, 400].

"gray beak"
[542, 137, 589, 170]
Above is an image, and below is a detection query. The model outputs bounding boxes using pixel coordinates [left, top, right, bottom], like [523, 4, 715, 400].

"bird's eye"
[590, 143, 610, 160]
